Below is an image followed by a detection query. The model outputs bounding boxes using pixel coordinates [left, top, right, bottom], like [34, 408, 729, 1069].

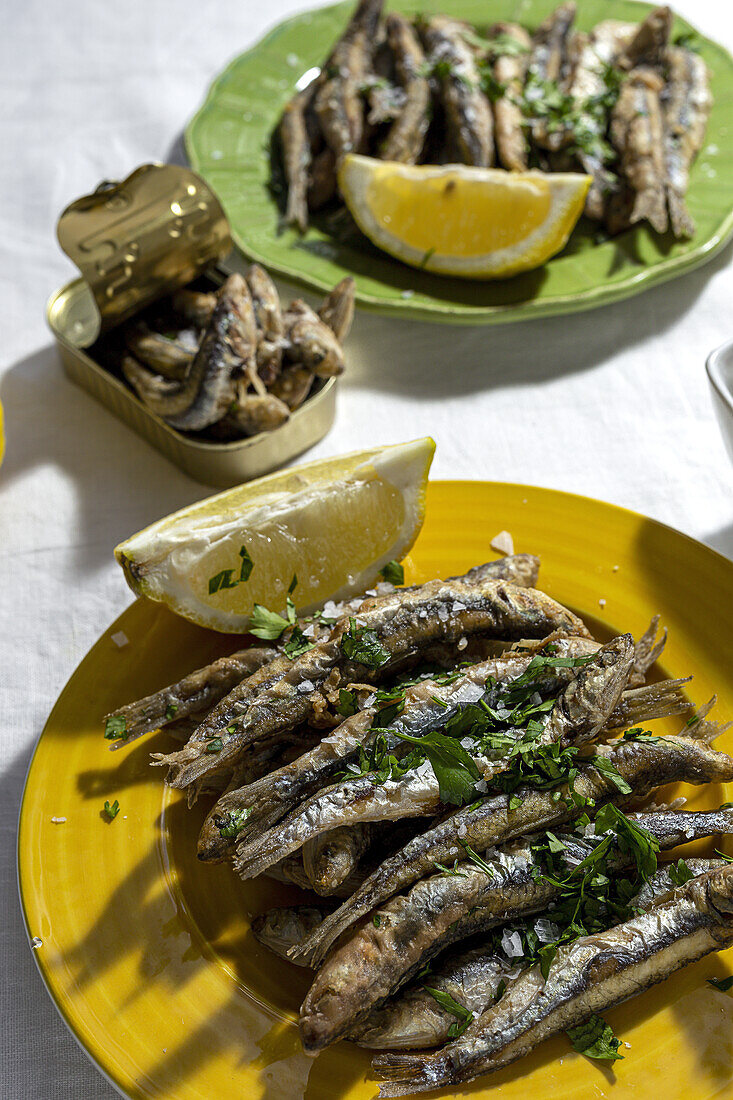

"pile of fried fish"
[276, 0, 711, 240]
[118, 266, 354, 439]
[106, 555, 733, 1095]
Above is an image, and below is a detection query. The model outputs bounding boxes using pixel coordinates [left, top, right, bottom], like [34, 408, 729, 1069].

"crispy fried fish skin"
[225, 389, 291, 437]
[279, 86, 315, 232]
[307, 147, 338, 211]
[284, 300, 345, 378]
[318, 277, 356, 343]
[423, 17, 494, 167]
[270, 365, 315, 411]
[300, 810, 733, 1053]
[104, 646, 278, 747]
[197, 636, 595, 863]
[231, 636, 622, 879]
[314, 0, 383, 160]
[160, 576, 588, 793]
[620, 4, 672, 69]
[611, 66, 668, 234]
[374, 863, 733, 1095]
[303, 823, 373, 894]
[381, 14, 431, 164]
[298, 734, 733, 967]
[525, 2, 577, 150]
[663, 46, 712, 238]
[490, 23, 532, 171]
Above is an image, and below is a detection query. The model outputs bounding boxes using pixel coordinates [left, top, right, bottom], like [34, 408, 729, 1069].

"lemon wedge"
[339, 155, 591, 279]
[115, 438, 435, 632]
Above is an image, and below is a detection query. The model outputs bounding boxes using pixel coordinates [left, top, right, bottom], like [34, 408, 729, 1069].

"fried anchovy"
[663, 46, 712, 238]
[381, 14, 431, 163]
[303, 823, 373, 894]
[374, 862, 733, 1094]
[104, 645, 278, 749]
[197, 635, 597, 862]
[611, 66, 668, 234]
[124, 323, 195, 380]
[170, 288, 218, 328]
[318, 277, 356, 342]
[270, 365, 315, 411]
[284, 300, 345, 378]
[299, 808, 733, 1051]
[245, 263, 284, 386]
[423, 17, 493, 166]
[279, 85, 316, 232]
[355, 855, 722, 1051]
[233, 637, 633, 880]
[253, 905, 330, 960]
[490, 23, 532, 171]
[224, 389, 291, 437]
[314, 0, 383, 160]
[298, 729, 733, 966]
[525, 2, 577, 150]
[158, 572, 585, 792]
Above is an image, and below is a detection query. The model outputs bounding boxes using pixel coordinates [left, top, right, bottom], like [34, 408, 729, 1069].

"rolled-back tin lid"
[56, 163, 232, 347]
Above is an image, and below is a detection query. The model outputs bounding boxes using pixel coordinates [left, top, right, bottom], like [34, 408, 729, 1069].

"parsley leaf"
[103, 799, 120, 821]
[394, 728, 480, 805]
[341, 617, 391, 669]
[104, 715, 127, 741]
[165, 703, 178, 721]
[283, 625, 314, 660]
[379, 560, 405, 585]
[567, 1014, 624, 1061]
[205, 737, 224, 753]
[459, 841, 495, 876]
[208, 569, 238, 594]
[668, 858, 694, 886]
[248, 604, 291, 641]
[422, 986, 474, 1038]
[218, 808, 251, 838]
[238, 546, 254, 582]
[336, 689, 358, 717]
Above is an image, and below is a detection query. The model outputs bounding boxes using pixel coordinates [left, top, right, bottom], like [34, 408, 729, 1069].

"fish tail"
[631, 188, 669, 234]
[372, 1052, 443, 1096]
[683, 696, 732, 744]
[667, 189, 696, 238]
[290, 901, 354, 966]
[629, 615, 666, 686]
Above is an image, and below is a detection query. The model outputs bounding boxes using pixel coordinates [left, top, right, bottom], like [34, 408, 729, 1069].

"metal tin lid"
[56, 163, 232, 346]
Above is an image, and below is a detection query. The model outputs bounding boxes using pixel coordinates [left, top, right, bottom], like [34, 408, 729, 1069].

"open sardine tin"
[47, 163, 336, 487]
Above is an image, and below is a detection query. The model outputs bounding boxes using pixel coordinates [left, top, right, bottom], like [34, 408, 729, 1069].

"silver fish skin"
[279, 85, 316, 232]
[611, 66, 668, 234]
[663, 46, 712, 238]
[363, 855, 723, 1055]
[314, 0, 383, 160]
[231, 636, 623, 879]
[197, 636, 597, 862]
[158, 575, 587, 792]
[422, 17, 494, 167]
[245, 263, 284, 386]
[157, 560, 539, 796]
[298, 809, 733, 1052]
[525, 2, 577, 150]
[303, 823, 373, 894]
[298, 732, 733, 967]
[353, 854, 724, 1050]
[373, 862, 733, 1095]
[382, 14, 431, 164]
[104, 646, 278, 749]
[490, 23, 532, 171]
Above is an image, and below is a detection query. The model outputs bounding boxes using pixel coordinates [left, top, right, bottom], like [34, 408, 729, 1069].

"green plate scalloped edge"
[186, 0, 733, 325]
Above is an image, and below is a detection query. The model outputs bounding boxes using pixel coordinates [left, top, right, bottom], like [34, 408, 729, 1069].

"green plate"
[186, 0, 733, 325]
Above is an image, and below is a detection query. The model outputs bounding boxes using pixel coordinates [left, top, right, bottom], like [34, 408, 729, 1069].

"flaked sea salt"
[534, 918, 560, 943]
[51, 816, 67, 824]
[111, 631, 129, 648]
[457, 636, 468, 651]
[452, 600, 467, 612]
[297, 679, 315, 694]
[501, 929, 524, 958]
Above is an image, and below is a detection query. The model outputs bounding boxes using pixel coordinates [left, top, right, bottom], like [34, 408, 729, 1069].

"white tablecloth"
[1, 0, 731, 1094]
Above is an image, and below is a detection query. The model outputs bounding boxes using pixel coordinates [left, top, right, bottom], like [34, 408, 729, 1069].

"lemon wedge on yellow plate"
[115, 437, 435, 633]
[339, 155, 591, 279]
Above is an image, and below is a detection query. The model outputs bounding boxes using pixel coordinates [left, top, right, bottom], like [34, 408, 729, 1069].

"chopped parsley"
[103, 799, 120, 821]
[208, 569, 238, 594]
[248, 575, 314, 657]
[379, 560, 405, 585]
[668, 858, 695, 886]
[459, 841, 495, 876]
[104, 715, 127, 741]
[218, 808, 251, 838]
[567, 1014, 624, 1062]
[341, 617, 391, 669]
[283, 625, 314, 659]
[393, 728, 480, 805]
[372, 914, 381, 927]
[165, 703, 178, 721]
[205, 737, 224, 753]
[238, 546, 254, 583]
[336, 688, 359, 717]
[422, 986, 474, 1038]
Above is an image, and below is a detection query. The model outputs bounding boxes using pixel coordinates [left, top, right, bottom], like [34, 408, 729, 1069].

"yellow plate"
[18, 482, 733, 1099]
